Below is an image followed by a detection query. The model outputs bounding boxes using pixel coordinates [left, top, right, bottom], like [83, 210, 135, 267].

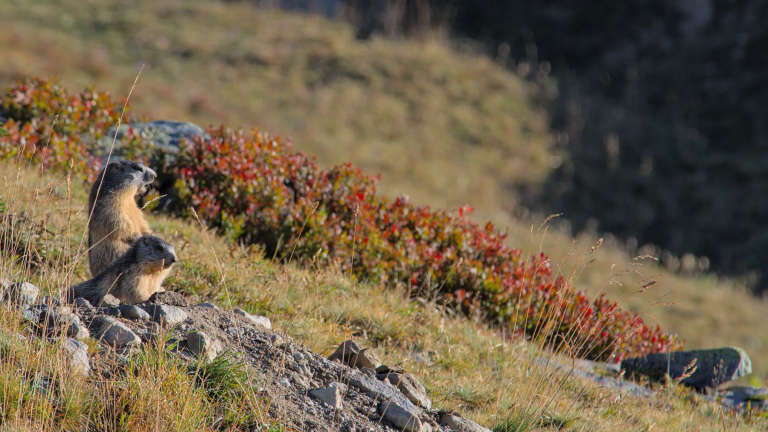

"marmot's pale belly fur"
[71, 235, 176, 305]
[88, 161, 156, 276]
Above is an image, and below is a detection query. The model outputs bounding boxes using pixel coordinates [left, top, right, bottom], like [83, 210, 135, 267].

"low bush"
[0, 78, 682, 360]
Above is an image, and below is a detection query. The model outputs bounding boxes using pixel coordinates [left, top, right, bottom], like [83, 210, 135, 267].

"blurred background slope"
[2, 0, 768, 372]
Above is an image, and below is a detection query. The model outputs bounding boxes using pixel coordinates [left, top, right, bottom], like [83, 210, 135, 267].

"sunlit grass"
[1, 160, 765, 430]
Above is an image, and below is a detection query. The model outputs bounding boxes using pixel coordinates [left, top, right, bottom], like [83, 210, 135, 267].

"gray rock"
[93, 316, 141, 348]
[39, 296, 61, 307]
[621, 347, 751, 390]
[102, 306, 122, 317]
[102, 120, 207, 159]
[73, 297, 95, 313]
[714, 386, 768, 412]
[186, 331, 222, 362]
[329, 340, 381, 370]
[348, 370, 423, 431]
[62, 338, 90, 376]
[378, 401, 424, 432]
[3, 281, 39, 308]
[233, 308, 271, 329]
[142, 304, 188, 326]
[197, 302, 219, 310]
[309, 382, 346, 410]
[437, 412, 491, 432]
[119, 305, 151, 320]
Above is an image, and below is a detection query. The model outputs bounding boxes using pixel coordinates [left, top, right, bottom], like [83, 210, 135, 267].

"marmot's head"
[131, 235, 177, 274]
[90, 160, 157, 204]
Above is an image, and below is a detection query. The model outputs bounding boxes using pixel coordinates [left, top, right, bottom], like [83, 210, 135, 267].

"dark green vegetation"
[422, 1, 768, 291]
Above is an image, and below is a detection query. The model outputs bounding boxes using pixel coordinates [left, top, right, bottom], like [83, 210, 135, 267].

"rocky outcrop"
[4, 283, 489, 432]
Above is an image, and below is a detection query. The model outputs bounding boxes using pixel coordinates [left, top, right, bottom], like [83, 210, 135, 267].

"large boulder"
[100, 120, 207, 159]
[717, 386, 768, 412]
[621, 347, 751, 390]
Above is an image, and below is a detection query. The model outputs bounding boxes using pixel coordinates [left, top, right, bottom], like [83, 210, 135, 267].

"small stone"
[293, 351, 306, 363]
[94, 316, 141, 348]
[621, 347, 752, 390]
[142, 304, 188, 326]
[101, 294, 120, 307]
[278, 376, 291, 387]
[3, 281, 39, 308]
[119, 305, 151, 320]
[233, 308, 271, 329]
[309, 382, 346, 410]
[22, 305, 43, 324]
[385, 372, 431, 409]
[270, 334, 284, 346]
[329, 340, 381, 370]
[197, 302, 219, 310]
[437, 412, 492, 432]
[186, 331, 222, 362]
[62, 338, 90, 376]
[149, 290, 188, 306]
[39, 307, 90, 340]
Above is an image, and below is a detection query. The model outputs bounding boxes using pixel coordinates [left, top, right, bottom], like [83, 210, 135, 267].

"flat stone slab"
[621, 347, 751, 390]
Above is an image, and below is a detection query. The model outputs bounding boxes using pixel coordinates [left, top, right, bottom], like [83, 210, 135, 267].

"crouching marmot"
[70, 235, 176, 305]
[88, 160, 156, 277]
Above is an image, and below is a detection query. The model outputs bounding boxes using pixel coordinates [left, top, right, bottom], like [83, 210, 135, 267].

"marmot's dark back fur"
[70, 235, 176, 305]
[88, 160, 156, 277]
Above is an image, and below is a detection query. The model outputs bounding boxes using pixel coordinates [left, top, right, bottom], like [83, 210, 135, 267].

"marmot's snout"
[164, 246, 177, 268]
[142, 166, 157, 184]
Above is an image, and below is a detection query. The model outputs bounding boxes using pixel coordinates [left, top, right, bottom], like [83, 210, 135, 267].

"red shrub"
[0, 78, 141, 180]
[0, 79, 683, 360]
[163, 127, 682, 360]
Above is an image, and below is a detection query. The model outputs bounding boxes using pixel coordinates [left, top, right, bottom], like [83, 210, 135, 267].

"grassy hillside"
[1, 0, 767, 379]
[2, 160, 766, 430]
[0, 0, 553, 214]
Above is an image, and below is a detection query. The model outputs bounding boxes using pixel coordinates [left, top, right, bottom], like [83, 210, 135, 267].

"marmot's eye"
[155, 244, 164, 252]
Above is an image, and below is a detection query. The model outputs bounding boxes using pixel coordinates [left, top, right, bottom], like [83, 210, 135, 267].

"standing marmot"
[88, 160, 156, 277]
[69, 235, 176, 305]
